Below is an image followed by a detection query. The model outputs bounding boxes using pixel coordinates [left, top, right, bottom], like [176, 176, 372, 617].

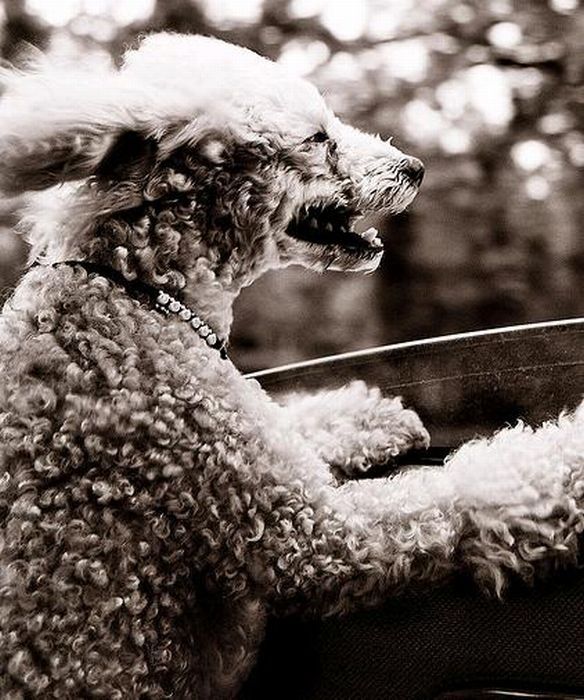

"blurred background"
[0, 0, 582, 371]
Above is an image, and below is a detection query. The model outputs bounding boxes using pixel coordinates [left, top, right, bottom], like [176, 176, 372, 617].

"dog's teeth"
[373, 236, 382, 245]
[325, 223, 333, 232]
[310, 217, 318, 229]
[360, 227, 378, 243]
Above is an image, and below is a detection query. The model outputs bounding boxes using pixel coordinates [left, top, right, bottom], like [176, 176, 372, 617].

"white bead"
[152, 291, 223, 355]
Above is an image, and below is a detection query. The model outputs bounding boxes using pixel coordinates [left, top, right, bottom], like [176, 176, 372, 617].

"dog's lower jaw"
[276, 228, 384, 274]
[323, 247, 383, 273]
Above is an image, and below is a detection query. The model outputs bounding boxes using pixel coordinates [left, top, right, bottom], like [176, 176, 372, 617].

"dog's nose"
[401, 157, 425, 186]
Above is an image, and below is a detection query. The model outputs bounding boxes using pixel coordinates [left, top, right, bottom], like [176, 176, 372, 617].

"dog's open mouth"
[286, 202, 383, 270]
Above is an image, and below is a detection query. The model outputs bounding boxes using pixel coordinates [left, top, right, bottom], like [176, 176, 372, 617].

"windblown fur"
[0, 33, 582, 699]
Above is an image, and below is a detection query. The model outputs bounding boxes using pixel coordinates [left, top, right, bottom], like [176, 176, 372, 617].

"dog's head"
[0, 34, 423, 288]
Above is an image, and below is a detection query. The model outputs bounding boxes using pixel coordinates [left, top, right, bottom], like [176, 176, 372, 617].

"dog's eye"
[308, 131, 329, 144]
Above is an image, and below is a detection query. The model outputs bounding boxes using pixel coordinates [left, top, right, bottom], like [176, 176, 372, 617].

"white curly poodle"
[0, 33, 582, 700]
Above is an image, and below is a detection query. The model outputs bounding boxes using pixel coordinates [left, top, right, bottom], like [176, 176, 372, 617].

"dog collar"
[50, 260, 228, 360]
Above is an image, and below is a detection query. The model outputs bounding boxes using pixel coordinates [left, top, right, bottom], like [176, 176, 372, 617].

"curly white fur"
[0, 33, 582, 700]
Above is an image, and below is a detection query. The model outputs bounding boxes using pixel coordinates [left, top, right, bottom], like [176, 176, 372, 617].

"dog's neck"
[73, 208, 270, 342]
[67, 178, 283, 342]
[179, 247, 270, 341]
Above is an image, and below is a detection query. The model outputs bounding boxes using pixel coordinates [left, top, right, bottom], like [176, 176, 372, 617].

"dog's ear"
[94, 130, 158, 185]
[0, 128, 120, 195]
[0, 53, 146, 196]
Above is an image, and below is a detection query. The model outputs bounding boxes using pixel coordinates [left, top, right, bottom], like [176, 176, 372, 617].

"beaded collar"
[50, 260, 228, 359]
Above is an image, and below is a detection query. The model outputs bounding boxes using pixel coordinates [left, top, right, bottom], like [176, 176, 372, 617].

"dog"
[0, 33, 582, 699]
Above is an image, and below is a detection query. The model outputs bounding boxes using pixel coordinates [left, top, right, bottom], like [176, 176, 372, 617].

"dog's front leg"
[277, 380, 429, 481]
[250, 405, 584, 618]
[241, 464, 459, 618]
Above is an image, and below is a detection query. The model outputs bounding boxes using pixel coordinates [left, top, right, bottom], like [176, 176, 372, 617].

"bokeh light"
[512, 141, 553, 171]
[201, 0, 264, 27]
[549, 0, 579, 13]
[487, 22, 523, 48]
[319, 1, 368, 42]
[278, 39, 330, 75]
[25, 0, 156, 27]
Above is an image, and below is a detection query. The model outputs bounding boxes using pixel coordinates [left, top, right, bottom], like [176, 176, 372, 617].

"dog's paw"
[354, 400, 429, 473]
[328, 393, 430, 478]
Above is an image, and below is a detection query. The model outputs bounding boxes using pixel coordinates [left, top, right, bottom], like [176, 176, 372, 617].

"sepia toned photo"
[0, 1, 582, 698]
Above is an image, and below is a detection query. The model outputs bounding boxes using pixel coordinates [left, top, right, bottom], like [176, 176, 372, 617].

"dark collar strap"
[54, 260, 160, 304]
[47, 260, 228, 360]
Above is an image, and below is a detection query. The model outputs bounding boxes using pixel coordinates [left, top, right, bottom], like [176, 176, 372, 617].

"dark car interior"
[242, 319, 584, 700]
